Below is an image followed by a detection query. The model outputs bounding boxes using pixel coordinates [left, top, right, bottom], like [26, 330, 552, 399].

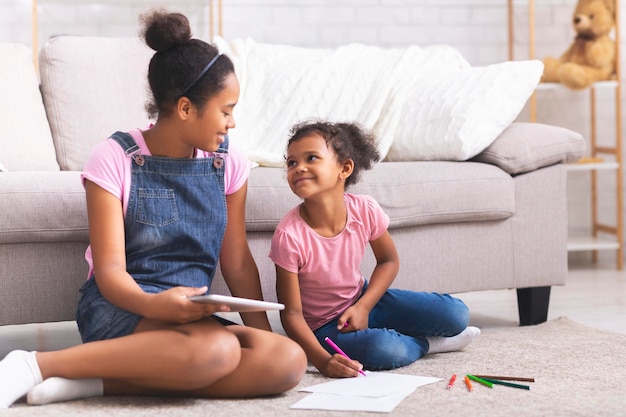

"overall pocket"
[136, 188, 179, 227]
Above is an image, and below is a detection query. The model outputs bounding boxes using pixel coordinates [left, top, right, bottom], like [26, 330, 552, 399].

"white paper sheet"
[299, 372, 441, 398]
[290, 388, 416, 413]
[292, 372, 441, 413]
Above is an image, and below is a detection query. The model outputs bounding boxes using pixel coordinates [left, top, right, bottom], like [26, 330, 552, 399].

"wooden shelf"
[536, 80, 619, 91]
[508, 0, 623, 269]
[566, 161, 619, 171]
[567, 235, 621, 252]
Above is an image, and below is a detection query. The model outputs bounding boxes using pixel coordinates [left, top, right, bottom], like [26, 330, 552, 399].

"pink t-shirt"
[269, 193, 390, 330]
[81, 128, 251, 279]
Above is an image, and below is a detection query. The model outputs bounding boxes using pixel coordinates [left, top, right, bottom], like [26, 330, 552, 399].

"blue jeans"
[313, 284, 469, 370]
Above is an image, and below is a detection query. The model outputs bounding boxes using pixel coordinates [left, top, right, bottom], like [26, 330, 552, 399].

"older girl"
[0, 10, 306, 408]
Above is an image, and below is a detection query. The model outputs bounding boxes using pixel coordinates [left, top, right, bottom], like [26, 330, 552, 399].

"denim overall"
[76, 131, 229, 342]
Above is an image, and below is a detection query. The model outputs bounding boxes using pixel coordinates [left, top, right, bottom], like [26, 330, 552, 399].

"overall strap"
[110, 130, 227, 166]
[111, 131, 144, 166]
[212, 135, 230, 169]
[216, 135, 230, 154]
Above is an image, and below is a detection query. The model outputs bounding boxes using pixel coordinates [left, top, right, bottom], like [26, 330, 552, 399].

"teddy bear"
[541, 0, 616, 90]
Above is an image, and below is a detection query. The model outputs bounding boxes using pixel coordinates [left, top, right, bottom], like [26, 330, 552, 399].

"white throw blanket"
[214, 37, 541, 167]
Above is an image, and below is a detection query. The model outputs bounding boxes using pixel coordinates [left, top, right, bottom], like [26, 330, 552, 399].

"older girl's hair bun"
[140, 10, 192, 53]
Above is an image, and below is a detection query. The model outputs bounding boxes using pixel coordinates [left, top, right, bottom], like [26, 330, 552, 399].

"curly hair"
[287, 120, 381, 189]
[139, 9, 235, 119]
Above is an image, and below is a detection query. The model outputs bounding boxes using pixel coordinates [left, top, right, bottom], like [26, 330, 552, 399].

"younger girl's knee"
[348, 330, 426, 371]
[443, 297, 470, 333]
[363, 342, 424, 371]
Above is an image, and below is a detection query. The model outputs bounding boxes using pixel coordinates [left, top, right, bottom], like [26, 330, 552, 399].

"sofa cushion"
[0, 43, 60, 171]
[246, 161, 514, 231]
[39, 36, 153, 171]
[0, 171, 88, 244]
[472, 122, 586, 175]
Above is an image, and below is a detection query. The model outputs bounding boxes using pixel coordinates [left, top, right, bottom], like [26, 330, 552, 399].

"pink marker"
[324, 337, 367, 377]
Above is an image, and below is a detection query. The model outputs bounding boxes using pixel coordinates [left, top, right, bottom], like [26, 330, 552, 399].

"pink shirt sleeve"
[269, 207, 302, 274]
[362, 194, 390, 241]
[81, 138, 128, 210]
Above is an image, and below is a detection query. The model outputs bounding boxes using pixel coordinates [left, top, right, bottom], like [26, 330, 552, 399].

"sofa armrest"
[471, 122, 585, 175]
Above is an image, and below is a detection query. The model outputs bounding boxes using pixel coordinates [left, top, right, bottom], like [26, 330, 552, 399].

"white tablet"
[188, 294, 285, 312]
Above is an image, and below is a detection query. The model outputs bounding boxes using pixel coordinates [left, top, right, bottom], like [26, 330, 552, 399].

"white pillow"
[385, 60, 544, 162]
[214, 37, 470, 167]
[0, 162, 7, 172]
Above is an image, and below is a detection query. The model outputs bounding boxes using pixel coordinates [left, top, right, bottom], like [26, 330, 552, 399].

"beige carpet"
[7, 317, 626, 416]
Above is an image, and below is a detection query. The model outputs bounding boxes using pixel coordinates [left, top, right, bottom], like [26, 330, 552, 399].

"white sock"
[0, 350, 43, 408]
[427, 326, 481, 354]
[27, 377, 103, 405]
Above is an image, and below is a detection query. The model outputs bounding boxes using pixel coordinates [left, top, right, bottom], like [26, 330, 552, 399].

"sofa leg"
[516, 286, 551, 326]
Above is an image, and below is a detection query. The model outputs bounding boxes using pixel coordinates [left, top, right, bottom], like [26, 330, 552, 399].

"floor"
[1, 257, 624, 358]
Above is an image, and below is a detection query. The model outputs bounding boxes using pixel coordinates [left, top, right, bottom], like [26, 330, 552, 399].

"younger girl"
[0, 10, 306, 408]
[270, 121, 479, 378]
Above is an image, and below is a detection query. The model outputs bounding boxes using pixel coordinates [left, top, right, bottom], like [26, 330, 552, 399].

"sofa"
[0, 36, 585, 328]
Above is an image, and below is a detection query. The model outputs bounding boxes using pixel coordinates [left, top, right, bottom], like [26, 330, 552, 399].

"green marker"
[466, 374, 493, 388]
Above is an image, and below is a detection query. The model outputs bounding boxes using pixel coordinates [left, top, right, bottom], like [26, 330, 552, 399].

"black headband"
[181, 53, 222, 96]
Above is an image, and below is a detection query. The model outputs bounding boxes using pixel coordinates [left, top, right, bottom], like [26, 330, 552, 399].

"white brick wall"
[1, 0, 625, 260]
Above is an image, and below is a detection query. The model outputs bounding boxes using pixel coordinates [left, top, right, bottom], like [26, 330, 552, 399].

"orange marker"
[464, 375, 473, 392]
[447, 374, 457, 389]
